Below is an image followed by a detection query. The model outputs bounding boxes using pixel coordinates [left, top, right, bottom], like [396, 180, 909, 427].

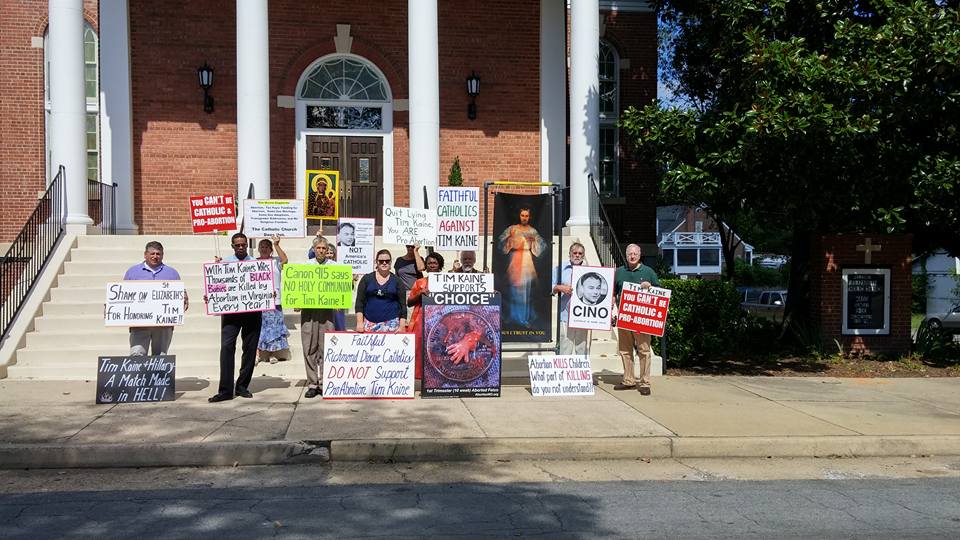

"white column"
[99, 0, 137, 233]
[49, 0, 92, 226]
[407, 0, 440, 210]
[568, 0, 599, 227]
[236, 0, 271, 200]
[540, 0, 567, 193]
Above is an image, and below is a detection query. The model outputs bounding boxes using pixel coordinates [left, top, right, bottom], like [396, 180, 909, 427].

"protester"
[325, 243, 348, 331]
[356, 249, 408, 333]
[407, 252, 445, 379]
[256, 236, 290, 364]
[394, 244, 425, 291]
[552, 242, 587, 355]
[450, 250, 483, 273]
[121, 241, 188, 356]
[613, 243, 660, 395]
[206, 232, 262, 403]
[299, 236, 339, 398]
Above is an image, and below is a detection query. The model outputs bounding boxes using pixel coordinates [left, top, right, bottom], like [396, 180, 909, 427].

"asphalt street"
[2, 459, 960, 539]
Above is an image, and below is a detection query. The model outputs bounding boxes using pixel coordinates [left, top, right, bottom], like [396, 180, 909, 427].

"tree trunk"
[718, 223, 741, 283]
[784, 227, 813, 333]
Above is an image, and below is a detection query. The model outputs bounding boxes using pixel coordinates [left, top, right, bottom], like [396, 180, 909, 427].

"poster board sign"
[305, 170, 339, 220]
[427, 272, 494, 293]
[528, 355, 594, 397]
[96, 355, 176, 404]
[336, 217, 375, 274]
[104, 281, 185, 327]
[616, 283, 672, 337]
[280, 263, 353, 309]
[422, 292, 501, 398]
[842, 268, 890, 335]
[491, 193, 553, 342]
[203, 260, 276, 315]
[436, 187, 480, 250]
[567, 266, 615, 331]
[322, 332, 415, 399]
[242, 199, 306, 237]
[382, 207, 437, 247]
[189, 194, 236, 233]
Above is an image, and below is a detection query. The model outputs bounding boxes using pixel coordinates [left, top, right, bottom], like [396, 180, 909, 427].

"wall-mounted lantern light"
[466, 71, 480, 120]
[198, 62, 215, 114]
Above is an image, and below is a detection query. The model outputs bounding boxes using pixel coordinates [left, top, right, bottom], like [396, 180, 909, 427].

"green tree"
[622, 0, 960, 328]
[448, 156, 463, 186]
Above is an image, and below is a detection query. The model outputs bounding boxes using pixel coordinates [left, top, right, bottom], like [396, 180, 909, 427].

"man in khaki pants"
[613, 244, 660, 395]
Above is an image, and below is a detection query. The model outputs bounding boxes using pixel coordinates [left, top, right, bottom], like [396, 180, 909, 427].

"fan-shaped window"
[299, 57, 388, 101]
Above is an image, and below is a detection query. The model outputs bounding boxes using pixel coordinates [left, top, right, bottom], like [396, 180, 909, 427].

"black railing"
[587, 174, 625, 268]
[87, 179, 117, 235]
[1, 166, 67, 344]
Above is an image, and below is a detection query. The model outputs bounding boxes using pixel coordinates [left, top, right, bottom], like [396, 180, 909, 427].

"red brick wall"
[809, 234, 913, 356]
[0, 0, 98, 241]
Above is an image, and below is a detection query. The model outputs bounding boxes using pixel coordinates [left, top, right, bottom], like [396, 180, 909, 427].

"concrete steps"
[6, 234, 622, 381]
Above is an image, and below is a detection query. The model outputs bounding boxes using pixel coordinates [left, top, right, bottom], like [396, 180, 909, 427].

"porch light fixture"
[198, 62, 215, 113]
[466, 71, 480, 120]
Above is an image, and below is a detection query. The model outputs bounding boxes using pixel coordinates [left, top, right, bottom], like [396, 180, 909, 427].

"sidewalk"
[1, 376, 959, 468]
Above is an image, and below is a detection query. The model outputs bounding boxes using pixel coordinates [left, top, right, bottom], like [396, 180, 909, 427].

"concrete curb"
[2, 435, 958, 468]
[0, 441, 329, 469]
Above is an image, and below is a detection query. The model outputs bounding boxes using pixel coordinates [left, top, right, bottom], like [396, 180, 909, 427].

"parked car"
[741, 289, 788, 322]
[755, 255, 789, 270]
[926, 304, 960, 332]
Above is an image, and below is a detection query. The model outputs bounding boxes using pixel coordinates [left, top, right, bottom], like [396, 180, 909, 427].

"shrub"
[728, 259, 788, 287]
[448, 156, 463, 186]
[913, 322, 960, 363]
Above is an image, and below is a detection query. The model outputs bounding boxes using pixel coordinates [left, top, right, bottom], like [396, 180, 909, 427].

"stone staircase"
[6, 234, 623, 380]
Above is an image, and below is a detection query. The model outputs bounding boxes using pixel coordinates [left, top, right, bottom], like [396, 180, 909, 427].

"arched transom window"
[298, 56, 389, 130]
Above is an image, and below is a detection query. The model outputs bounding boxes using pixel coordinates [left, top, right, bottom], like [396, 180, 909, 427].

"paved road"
[2, 469, 959, 538]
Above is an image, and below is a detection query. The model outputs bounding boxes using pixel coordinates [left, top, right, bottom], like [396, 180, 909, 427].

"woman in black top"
[355, 249, 408, 332]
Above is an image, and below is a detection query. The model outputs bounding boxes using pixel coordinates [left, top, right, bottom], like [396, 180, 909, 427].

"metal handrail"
[587, 174, 625, 268]
[1, 166, 67, 343]
[87, 179, 117, 235]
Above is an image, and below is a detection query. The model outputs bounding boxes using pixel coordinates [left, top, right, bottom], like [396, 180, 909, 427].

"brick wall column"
[236, 0, 271, 200]
[540, 0, 567, 192]
[568, 0, 599, 226]
[408, 0, 440, 210]
[49, 0, 92, 226]
[100, 0, 137, 233]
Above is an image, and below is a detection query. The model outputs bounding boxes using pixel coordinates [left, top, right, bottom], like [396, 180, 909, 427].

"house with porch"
[656, 205, 754, 278]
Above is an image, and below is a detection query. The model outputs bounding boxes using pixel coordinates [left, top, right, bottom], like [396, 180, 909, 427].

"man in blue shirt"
[552, 242, 588, 355]
[122, 241, 187, 356]
[207, 232, 262, 403]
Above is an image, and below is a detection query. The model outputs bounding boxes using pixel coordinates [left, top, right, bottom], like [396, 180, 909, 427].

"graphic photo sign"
[422, 292, 501, 398]
[616, 283, 672, 337]
[203, 260, 276, 315]
[190, 194, 236, 233]
[322, 332, 415, 399]
[242, 199, 306, 237]
[567, 266, 615, 331]
[104, 281, 185, 327]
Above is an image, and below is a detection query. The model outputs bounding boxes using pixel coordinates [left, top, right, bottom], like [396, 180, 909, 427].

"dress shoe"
[613, 383, 636, 391]
[208, 393, 233, 403]
[235, 388, 253, 398]
[639, 387, 651, 396]
[304, 387, 321, 399]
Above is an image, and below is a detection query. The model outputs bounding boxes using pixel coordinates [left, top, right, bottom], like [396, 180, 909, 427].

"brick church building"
[1, 0, 657, 248]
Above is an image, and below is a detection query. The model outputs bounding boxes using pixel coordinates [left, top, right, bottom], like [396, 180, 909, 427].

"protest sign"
[104, 281, 185, 327]
[382, 206, 437, 246]
[336, 217, 374, 274]
[322, 332, 415, 399]
[190, 194, 236, 233]
[305, 170, 339, 220]
[281, 263, 353, 309]
[96, 355, 176, 404]
[528, 355, 594, 397]
[242, 199, 305, 237]
[203, 260, 276, 315]
[567, 266, 615, 331]
[422, 292, 501, 398]
[436, 187, 480, 249]
[427, 272, 494, 293]
[616, 283, 672, 337]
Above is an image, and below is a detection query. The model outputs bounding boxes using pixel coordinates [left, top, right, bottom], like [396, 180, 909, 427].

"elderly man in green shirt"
[613, 243, 660, 395]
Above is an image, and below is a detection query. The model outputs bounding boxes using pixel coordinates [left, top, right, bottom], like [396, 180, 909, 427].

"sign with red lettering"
[616, 283, 671, 337]
[190, 194, 236, 234]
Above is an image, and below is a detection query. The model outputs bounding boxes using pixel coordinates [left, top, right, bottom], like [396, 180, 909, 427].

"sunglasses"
[377, 259, 391, 264]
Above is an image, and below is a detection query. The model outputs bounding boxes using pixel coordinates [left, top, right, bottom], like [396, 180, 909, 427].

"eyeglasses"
[377, 259, 391, 264]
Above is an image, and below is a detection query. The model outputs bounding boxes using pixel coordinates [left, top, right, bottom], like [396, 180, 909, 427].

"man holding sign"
[613, 244, 659, 395]
[121, 241, 188, 356]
